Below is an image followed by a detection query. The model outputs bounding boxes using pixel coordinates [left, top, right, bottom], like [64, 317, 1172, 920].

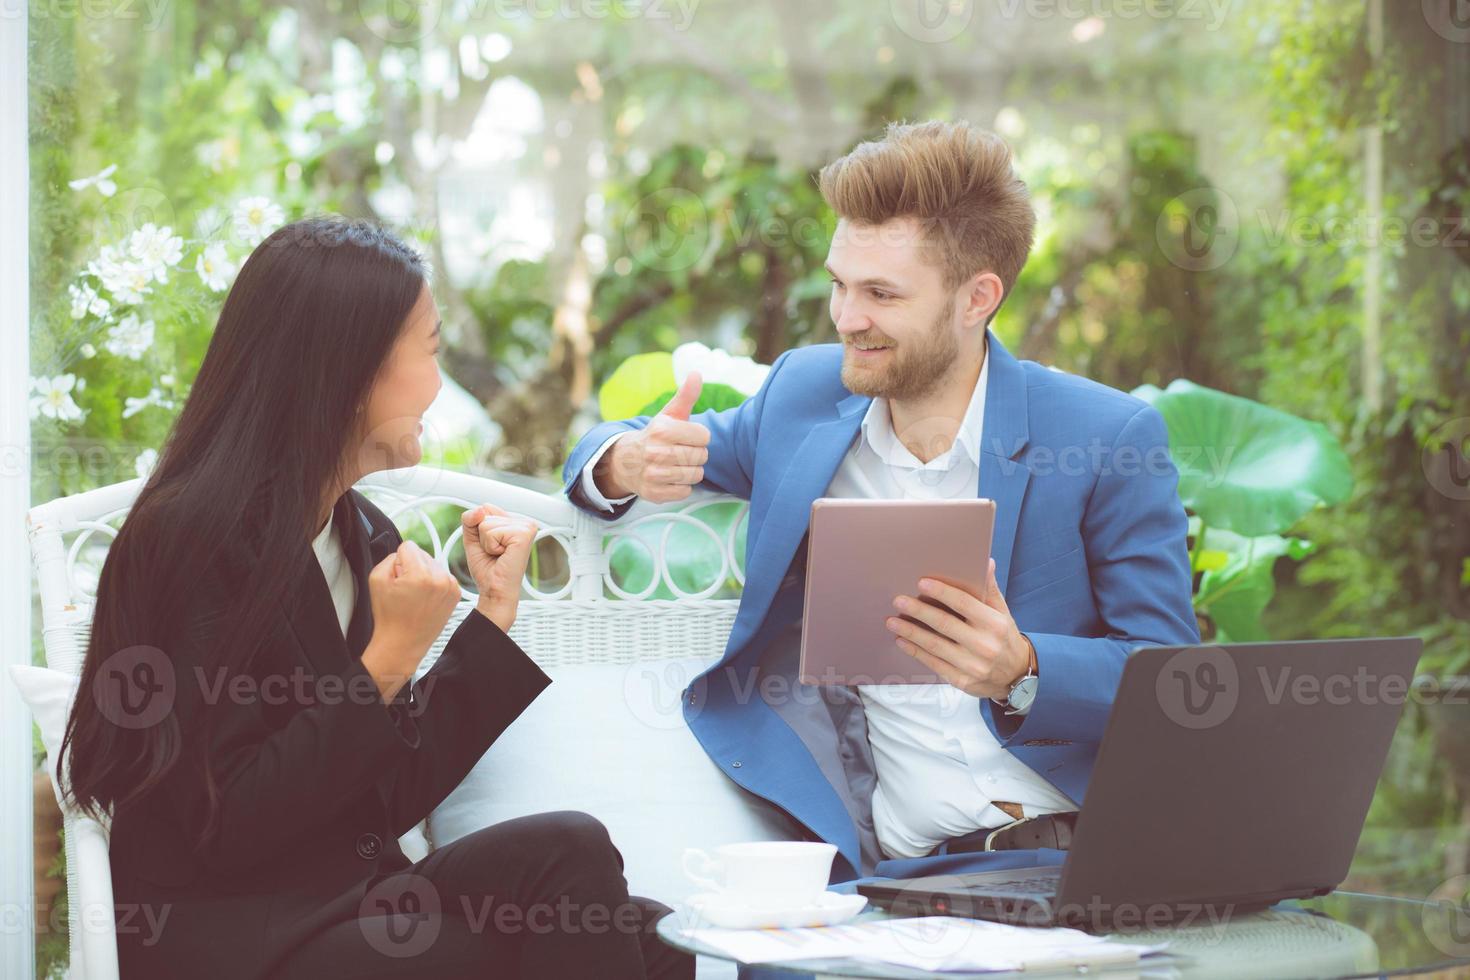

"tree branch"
[591, 280, 677, 346]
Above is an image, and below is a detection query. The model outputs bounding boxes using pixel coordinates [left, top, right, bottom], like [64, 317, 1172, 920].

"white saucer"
[684, 890, 868, 929]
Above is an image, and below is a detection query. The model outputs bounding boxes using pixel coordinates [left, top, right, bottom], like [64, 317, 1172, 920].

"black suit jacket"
[108, 490, 551, 979]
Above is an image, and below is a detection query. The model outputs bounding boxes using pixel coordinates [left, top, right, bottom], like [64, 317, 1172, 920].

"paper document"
[683, 916, 1167, 973]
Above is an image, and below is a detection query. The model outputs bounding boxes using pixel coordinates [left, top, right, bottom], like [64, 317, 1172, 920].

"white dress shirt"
[829, 351, 1074, 859]
[578, 343, 1075, 860]
[311, 511, 357, 638]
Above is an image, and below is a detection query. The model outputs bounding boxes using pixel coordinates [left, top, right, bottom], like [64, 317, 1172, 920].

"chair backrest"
[25, 465, 750, 980]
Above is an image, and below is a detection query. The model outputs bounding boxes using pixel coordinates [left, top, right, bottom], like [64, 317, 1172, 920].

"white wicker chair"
[25, 465, 749, 980]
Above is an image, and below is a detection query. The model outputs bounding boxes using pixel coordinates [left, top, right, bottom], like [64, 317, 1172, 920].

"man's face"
[826, 217, 964, 401]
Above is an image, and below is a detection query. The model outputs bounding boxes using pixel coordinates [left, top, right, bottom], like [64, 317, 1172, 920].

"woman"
[59, 215, 693, 980]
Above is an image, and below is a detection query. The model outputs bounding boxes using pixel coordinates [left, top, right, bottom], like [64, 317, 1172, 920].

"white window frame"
[2, 1, 36, 977]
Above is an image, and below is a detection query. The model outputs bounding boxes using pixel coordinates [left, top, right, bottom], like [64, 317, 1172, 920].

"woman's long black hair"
[60, 215, 428, 854]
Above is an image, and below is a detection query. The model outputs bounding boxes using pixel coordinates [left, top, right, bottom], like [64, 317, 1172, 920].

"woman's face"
[355, 283, 443, 474]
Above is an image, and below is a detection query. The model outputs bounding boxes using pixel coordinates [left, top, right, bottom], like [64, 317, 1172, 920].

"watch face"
[1010, 675, 1039, 711]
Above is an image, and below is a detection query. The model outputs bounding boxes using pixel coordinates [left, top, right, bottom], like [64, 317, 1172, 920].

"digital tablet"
[798, 497, 995, 686]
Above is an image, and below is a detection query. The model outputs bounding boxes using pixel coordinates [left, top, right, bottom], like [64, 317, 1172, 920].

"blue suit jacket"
[562, 330, 1199, 887]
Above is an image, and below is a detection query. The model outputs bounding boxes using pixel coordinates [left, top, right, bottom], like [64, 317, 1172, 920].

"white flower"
[104, 313, 155, 360]
[134, 448, 158, 479]
[67, 164, 117, 197]
[671, 342, 771, 397]
[195, 242, 236, 292]
[122, 387, 176, 419]
[68, 282, 110, 320]
[87, 244, 153, 304]
[126, 223, 184, 284]
[79, 343, 96, 358]
[232, 196, 285, 247]
[29, 375, 86, 423]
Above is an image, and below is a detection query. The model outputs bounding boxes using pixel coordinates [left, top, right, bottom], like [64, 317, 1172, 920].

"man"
[562, 120, 1198, 886]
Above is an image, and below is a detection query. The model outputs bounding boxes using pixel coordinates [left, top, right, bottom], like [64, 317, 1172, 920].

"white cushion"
[9, 664, 78, 810]
[428, 657, 799, 907]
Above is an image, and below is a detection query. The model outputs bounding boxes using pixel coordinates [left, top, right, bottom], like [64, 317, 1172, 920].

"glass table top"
[656, 890, 1470, 978]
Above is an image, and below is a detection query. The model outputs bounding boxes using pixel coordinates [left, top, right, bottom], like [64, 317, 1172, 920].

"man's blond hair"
[818, 120, 1035, 311]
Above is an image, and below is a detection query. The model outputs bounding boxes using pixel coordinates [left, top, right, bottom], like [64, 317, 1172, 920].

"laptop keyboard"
[972, 873, 1061, 896]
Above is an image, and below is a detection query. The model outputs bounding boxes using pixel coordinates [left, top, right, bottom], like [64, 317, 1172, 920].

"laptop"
[857, 637, 1424, 931]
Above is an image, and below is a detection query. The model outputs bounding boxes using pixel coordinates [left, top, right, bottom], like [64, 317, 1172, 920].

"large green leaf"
[637, 382, 748, 418]
[1133, 379, 1352, 536]
[1194, 527, 1315, 642]
[599, 351, 674, 422]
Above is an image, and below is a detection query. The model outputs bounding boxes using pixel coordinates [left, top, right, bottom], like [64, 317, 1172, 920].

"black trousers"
[272, 811, 694, 980]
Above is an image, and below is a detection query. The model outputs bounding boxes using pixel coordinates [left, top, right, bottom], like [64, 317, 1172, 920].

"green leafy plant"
[1134, 380, 1353, 641]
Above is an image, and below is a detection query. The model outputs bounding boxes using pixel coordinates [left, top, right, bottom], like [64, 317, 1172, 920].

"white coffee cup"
[681, 841, 837, 909]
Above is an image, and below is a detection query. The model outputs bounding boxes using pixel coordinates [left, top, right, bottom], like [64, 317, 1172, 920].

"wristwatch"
[992, 641, 1038, 716]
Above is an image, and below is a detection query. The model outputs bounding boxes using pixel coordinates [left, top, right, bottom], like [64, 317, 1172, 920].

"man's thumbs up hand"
[660, 371, 703, 421]
[592, 370, 713, 504]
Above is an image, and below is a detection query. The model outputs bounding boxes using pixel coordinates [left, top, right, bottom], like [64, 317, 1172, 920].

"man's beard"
[840, 297, 960, 401]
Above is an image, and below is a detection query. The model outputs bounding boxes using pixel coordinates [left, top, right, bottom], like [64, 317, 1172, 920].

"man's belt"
[944, 811, 1080, 854]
